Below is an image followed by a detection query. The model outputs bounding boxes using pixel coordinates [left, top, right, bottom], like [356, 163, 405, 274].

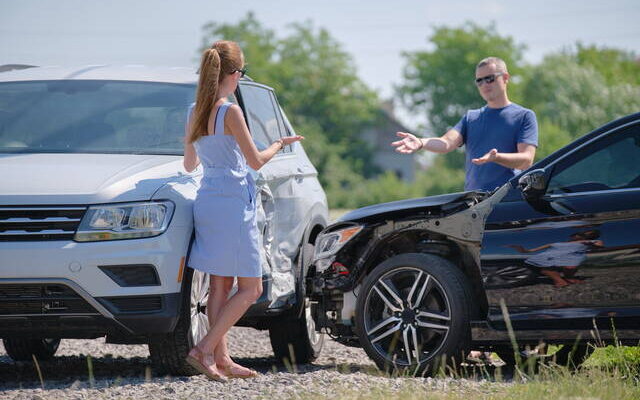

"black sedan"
[307, 112, 640, 375]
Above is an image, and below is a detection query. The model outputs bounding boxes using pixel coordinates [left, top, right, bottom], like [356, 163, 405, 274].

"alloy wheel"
[363, 267, 452, 367]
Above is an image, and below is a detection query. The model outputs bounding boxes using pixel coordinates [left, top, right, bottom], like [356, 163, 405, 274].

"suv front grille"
[0, 206, 86, 241]
[0, 284, 99, 315]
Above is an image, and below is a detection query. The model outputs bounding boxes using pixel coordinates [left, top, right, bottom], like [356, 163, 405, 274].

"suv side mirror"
[518, 169, 547, 200]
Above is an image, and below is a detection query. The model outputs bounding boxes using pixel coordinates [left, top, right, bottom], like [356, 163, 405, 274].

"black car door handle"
[549, 198, 576, 214]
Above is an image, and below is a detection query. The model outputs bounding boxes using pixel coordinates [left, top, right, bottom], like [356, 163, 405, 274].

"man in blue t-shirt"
[392, 57, 538, 192]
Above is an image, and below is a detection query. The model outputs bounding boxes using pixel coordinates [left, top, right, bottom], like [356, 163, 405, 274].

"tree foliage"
[200, 13, 380, 188]
[522, 49, 640, 140]
[398, 22, 525, 134]
[199, 16, 640, 209]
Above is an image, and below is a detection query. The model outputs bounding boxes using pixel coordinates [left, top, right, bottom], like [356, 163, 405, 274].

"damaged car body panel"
[309, 186, 510, 343]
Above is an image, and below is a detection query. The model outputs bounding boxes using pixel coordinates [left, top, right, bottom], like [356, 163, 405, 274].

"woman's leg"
[188, 275, 233, 377]
[540, 268, 569, 287]
[562, 266, 584, 284]
[198, 276, 263, 361]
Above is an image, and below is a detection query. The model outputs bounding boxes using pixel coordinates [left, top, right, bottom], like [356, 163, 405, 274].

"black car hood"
[338, 191, 487, 223]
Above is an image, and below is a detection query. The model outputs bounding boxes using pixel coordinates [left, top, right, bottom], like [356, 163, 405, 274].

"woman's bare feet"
[186, 347, 227, 382]
[216, 357, 259, 379]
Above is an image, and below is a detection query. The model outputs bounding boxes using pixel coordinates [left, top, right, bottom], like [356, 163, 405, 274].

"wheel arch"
[357, 228, 488, 319]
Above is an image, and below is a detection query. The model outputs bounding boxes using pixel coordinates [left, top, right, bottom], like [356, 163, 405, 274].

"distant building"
[360, 99, 416, 182]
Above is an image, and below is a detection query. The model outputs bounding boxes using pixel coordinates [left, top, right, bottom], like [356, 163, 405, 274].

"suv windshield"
[0, 80, 195, 155]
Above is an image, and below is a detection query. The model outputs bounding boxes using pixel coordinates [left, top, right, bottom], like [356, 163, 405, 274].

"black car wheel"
[355, 253, 473, 376]
[3, 338, 61, 361]
[269, 242, 324, 365]
[148, 267, 209, 375]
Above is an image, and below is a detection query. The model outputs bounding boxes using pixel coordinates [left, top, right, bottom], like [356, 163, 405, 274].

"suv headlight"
[74, 201, 175, 242]
[314, 225, 363, 260]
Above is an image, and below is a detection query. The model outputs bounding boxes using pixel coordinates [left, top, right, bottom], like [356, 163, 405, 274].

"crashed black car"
[308, 112, 640, 374]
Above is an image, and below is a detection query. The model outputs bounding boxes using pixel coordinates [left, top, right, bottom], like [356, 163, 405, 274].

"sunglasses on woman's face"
[475, 73, 502, 86]
[234, 67, 247, 78]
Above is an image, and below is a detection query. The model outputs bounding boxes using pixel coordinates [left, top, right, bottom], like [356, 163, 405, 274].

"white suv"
[0, 65, 328, 374]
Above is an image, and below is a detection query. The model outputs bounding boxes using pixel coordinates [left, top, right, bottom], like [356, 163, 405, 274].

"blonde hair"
[476, 56, 508, 74]
[189, 40, 244, 143]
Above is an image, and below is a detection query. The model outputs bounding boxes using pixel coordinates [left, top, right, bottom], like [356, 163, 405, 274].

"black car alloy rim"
[363, 267, 451, 366]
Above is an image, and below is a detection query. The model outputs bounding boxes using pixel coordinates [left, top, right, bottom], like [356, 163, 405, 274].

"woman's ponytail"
[189, 48, 221, 143]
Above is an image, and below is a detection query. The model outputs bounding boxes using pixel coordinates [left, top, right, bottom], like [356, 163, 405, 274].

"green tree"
[199, 13, 379, 175]
[398, 22, 526, 134]
[523, 51, 640, 139]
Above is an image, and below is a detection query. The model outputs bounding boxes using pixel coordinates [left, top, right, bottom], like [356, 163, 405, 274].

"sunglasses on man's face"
[475, 73, 502, 86]
[234, 67, 248, 78]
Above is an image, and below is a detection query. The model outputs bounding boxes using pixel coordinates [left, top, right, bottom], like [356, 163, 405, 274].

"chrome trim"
[0, 230, 73, 235]
[0, 217, 82, 223]
[0, 207, 86, 211]
[0, 278, 134, 334]
[547, 187, 640, 199]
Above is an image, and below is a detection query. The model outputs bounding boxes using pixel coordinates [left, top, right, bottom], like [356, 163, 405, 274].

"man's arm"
[471, 143, 536, 170]
[392, 129, 463, 154]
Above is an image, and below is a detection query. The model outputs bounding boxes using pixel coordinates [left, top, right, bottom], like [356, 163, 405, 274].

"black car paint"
[313, 112, 640, 347]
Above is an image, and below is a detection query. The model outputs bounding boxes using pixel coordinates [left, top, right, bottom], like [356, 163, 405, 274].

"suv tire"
[148, 267, 209, 375]
[355, 253, 473, 376]
[3, 338, 61, 362]
[269, 242, 324, 365]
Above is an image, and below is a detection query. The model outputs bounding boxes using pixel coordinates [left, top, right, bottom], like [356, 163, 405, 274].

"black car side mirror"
[518, 169, 547, 200]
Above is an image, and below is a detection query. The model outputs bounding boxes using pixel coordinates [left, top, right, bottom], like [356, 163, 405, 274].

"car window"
[0, 80, 194, 155]
[270, 91, 292, 153]
[240, 85, 283, 152]
[547, 124, 640, 194]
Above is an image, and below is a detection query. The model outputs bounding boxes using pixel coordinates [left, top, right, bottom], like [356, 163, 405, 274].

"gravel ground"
[0, 328, 506, 399]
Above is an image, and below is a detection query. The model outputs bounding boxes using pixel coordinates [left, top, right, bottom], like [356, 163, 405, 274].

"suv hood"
[338, 191, 488, 223]
[0, 153, 184, 205]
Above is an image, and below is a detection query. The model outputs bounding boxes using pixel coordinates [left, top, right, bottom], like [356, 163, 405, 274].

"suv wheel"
[355, 253, 472, 376]
[148, 267, 209, 375]
[3, 338, 61, 361]
[269, 242, 324, 365]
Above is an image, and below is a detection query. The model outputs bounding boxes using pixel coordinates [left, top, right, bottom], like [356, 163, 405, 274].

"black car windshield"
[0, 80, 195, 155]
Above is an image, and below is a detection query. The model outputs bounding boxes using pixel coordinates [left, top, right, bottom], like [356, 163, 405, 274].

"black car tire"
[3, 338, 61, 361]
[148, 267, 209, 375]
[269, 242, 324, 365]
[355, 253, 473, 376]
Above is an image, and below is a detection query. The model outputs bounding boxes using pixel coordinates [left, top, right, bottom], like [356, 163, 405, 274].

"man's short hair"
[476, 57, 508, 74]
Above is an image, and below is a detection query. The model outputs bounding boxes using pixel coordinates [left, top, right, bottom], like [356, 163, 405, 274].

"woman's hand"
[391, 132, 423, 154]
[279, 135, 304, 146]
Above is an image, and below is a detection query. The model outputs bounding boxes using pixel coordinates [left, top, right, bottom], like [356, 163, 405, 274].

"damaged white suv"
[0, 65, 328, 374]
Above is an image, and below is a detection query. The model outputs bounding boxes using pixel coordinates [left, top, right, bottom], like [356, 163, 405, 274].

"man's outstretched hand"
[391, 132, 422, 154]
[472, 148, 498, 165]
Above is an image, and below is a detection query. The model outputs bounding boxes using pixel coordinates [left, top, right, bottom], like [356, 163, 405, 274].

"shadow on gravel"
[0, 354, 511, 390]
[0, 353, 156, 390]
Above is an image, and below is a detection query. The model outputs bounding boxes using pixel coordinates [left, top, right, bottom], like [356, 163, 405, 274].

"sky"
[1, 0, 639, 127]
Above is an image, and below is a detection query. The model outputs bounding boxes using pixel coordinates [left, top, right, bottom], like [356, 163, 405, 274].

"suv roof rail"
[0, 64, 38, 73]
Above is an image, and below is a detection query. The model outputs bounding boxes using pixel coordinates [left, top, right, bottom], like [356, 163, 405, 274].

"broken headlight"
[314, 225, 363, 260]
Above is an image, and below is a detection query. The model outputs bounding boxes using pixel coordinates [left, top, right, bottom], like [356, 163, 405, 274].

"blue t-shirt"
[453, 103, 538, 191]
